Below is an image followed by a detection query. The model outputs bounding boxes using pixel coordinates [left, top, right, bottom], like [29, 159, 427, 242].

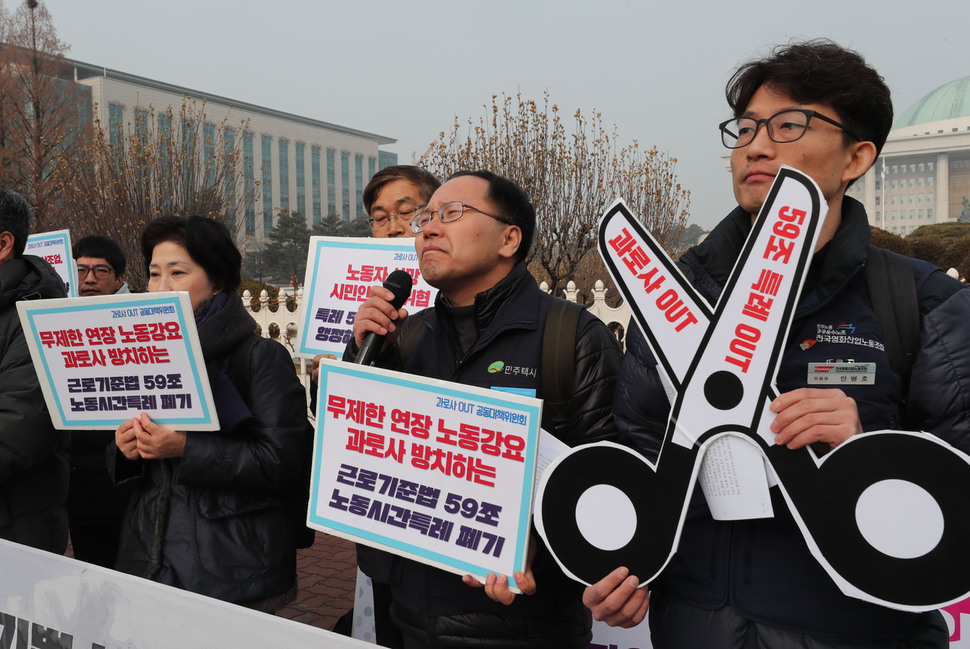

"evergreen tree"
[263, 210, 310, 282]
[311, 212, 342, 237]
[338, 217, 372, 238]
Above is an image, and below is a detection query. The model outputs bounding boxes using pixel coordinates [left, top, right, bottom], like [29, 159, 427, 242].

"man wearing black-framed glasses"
[66, 235, 131, 570]
[74, 234, 129, 297]
[587, 40, 966, 648]
[346, 170, 622, 648]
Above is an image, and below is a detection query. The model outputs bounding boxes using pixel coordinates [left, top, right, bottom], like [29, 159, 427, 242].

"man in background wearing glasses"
[75, 235, 129, 297]
[66, 235, 131, 569]
[584, 40, 968, 648]
[364, 165, 441, 239]
[312, 165, 439, 384]
[346, 170, 622, 647]
[316, 165, 439, 646]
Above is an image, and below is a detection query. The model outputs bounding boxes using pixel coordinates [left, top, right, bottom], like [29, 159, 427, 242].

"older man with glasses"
[364, 165, 441, 239]
[584, 39, 969, 649]
[316, 165, 440, 647]
[346, 170, 623, 648]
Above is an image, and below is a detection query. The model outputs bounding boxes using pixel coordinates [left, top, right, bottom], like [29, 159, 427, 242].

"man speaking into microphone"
[344, 170, 623, 648]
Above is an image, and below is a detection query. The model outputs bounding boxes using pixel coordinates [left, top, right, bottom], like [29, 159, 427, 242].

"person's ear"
[0, 231, 16, 264]
[497, 225, 522, 260]
[842, 140, 877, 186]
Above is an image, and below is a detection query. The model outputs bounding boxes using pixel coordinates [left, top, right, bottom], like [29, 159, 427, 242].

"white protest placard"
[17, 292, 218, 431]
[25, 229, 75, 297]
[0, 538, 368, 649]
[309, 360, 541, 587]
[297, 237, 437, 358]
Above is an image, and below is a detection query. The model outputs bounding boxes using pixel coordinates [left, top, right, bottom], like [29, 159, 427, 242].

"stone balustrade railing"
[242, 279, 633, 378]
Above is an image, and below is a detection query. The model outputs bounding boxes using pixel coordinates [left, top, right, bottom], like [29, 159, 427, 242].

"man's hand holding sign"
[352, 269, 414, 365]
[313, 171, 623, 647]
[536, 168, 970, 624]
[769, 386, 863, 450]
[346, 270, 540, 604]
[308, 358, 542, 594]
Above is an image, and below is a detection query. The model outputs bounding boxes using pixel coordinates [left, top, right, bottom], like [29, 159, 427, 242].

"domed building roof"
[894, 76, 970, 129]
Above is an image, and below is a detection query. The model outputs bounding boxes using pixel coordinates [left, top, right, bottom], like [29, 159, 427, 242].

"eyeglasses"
[77, 264, 114, 279]
[719, 109, 860, 149]
[410, 201, 511, 234]
[368, 206, 418, 229]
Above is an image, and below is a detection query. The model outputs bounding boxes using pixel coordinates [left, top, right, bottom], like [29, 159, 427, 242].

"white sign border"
[297, 236, 431, 359]
[17, 291, 219, 430]
[25, 229, 76, 297]
[308, 360, 541, 583]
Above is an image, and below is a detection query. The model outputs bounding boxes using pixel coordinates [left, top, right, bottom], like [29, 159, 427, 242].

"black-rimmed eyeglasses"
[719, 109, 860, 149]
[77, 264, 114, 279]
[409, 201, 512, 234]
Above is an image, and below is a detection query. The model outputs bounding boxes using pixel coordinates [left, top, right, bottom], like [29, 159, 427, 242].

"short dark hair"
[140, 216, 241, 293]
[448, 170, 535, 263]
[74, 235, 126, 276]
[0, 187, 32, 258]
[726, 39, 893, 157]
[363, 165, 441, 215]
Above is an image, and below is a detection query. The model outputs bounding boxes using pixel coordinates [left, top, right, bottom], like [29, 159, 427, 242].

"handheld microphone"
[355, 269, 414, 366]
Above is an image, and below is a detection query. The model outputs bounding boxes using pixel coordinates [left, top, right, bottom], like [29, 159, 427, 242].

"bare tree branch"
[420, 93, 690, 297]
[49, 99, 260, 291]
[0, 0, 81, 228]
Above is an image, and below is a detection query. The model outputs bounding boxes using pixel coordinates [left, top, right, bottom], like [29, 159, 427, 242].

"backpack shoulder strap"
[866, 245, 920, 384]
[541, 298, 584, 428]
[400, 298, 584, 430]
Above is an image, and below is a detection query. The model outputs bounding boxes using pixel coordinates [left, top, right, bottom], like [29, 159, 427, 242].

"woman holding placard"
[111, 215, 312, 612]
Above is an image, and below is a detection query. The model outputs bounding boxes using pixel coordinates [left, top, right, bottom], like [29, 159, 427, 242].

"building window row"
[889, 162, 935, 174]
[97, 104, 382, 233]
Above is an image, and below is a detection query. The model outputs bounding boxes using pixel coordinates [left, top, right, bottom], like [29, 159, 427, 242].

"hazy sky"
[41, 0, 970, 229]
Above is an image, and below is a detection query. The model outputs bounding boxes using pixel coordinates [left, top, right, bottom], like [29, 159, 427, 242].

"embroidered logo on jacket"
[487, 360, 537, 378]
[815, 323, 885, 351]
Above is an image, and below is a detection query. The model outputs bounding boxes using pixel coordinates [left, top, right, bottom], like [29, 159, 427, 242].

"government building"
[68, 57, 397, 242]
[847, 76, 970, 234]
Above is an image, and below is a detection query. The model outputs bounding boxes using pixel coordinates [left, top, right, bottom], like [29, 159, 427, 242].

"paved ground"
[67, 531, 359, 635]
[277, 531, 358, 632]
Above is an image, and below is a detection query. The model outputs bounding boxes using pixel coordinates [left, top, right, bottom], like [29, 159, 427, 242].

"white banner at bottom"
[0, 539, 367, 649]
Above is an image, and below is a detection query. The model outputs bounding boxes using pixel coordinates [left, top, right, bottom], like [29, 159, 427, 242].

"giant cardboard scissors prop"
[535, 167, 970, 611]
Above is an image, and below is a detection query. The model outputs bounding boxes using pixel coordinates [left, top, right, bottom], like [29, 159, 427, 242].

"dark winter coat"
[0, 255, 69, 553]
[615, 198, 970, 640]
[348, 262, 623, 648]
[112, 292, 311, 606]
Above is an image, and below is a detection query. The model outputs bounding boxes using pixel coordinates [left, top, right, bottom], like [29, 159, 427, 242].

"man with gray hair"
[0, 187, 69, 553]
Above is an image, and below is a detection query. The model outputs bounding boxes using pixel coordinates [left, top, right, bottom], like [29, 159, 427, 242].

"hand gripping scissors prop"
[534, 166, 970, 611]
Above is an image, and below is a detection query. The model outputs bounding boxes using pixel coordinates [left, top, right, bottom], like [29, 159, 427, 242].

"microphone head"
[384, 269, 414, 309]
